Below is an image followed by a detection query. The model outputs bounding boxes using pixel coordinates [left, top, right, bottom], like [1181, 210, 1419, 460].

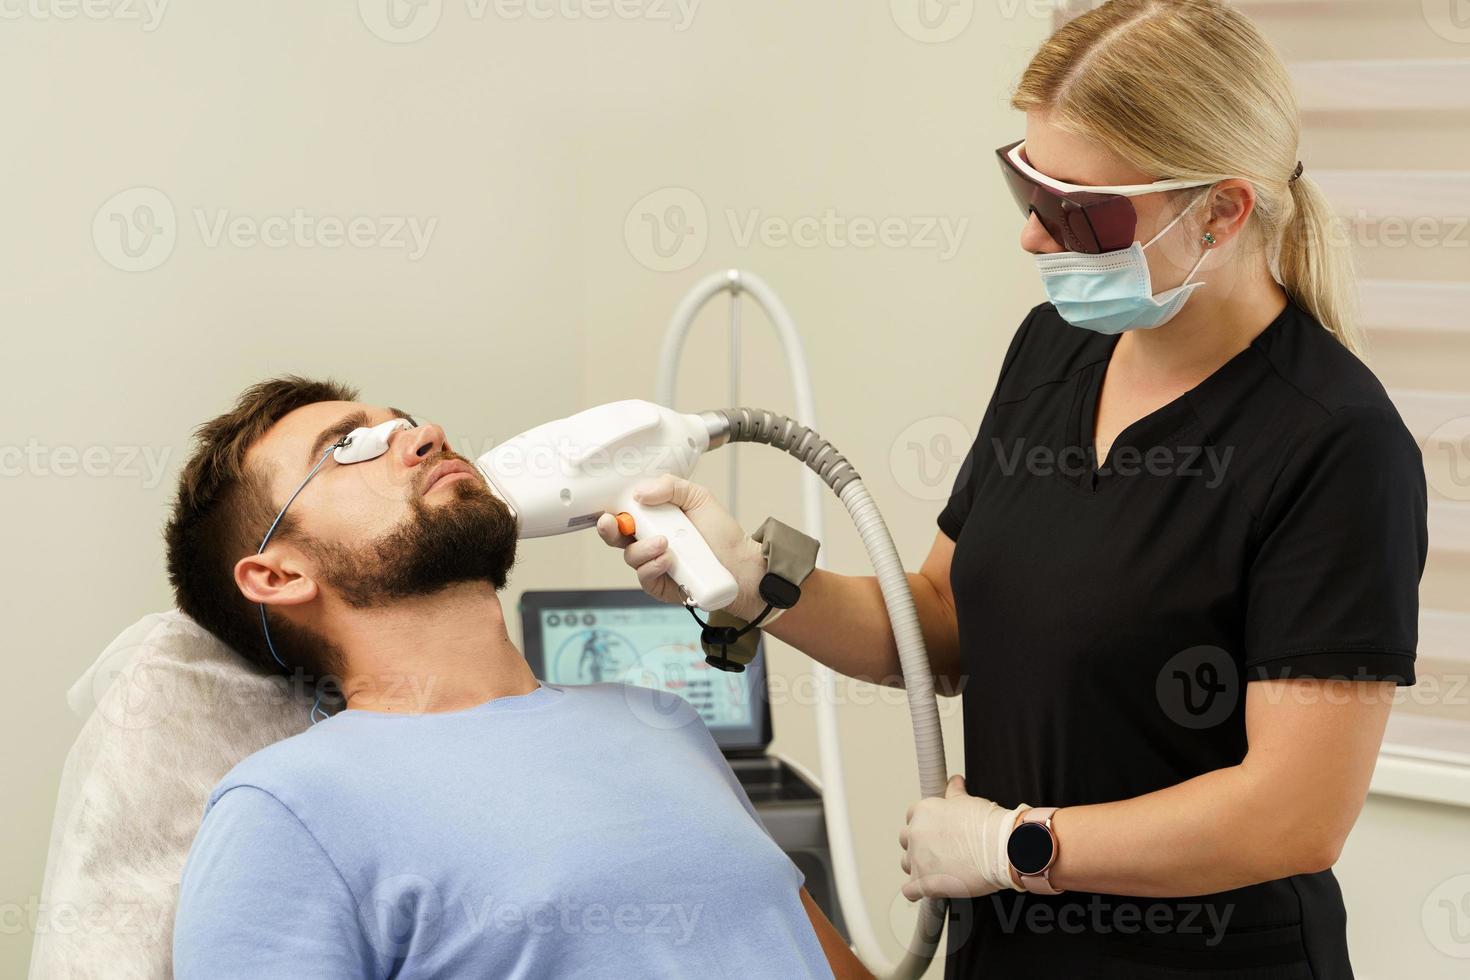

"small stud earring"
[1201, 231, 1217, 247]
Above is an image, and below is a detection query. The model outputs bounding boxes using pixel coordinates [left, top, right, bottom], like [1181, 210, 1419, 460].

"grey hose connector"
[705, 408, 949, 978]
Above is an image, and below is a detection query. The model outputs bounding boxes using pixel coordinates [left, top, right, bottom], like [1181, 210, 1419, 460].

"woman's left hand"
[900, 775, 1030, 900]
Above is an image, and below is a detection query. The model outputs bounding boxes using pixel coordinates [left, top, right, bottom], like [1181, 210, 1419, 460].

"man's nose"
[397, 422, 448, 466]
[1020, 211, 1065, 254]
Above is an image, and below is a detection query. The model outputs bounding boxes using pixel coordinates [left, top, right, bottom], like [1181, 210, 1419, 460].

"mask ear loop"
[1143, 188, 1214, 287]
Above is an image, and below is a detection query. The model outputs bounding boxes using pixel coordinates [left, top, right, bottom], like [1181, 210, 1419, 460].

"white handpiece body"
[614, 491, 740, 610]
[475, 399, 739, 611]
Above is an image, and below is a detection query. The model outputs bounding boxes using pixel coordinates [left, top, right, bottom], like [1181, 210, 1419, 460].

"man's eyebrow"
[306, 410, 370, 465]
[304, 407, 419, 466]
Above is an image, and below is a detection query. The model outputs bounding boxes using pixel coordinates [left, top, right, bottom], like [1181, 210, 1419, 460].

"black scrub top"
[938, 299, 1427, 980]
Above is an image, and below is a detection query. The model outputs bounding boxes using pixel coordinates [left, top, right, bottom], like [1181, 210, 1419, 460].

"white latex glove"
[900, 775, 1031, 901]
[595, 474, 779, 624]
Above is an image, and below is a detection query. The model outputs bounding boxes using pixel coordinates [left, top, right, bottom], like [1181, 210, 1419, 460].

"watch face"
[1007, 821, 1055, 876]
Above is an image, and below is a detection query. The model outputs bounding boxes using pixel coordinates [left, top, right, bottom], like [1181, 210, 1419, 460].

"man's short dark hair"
[164, 376, 356, 678]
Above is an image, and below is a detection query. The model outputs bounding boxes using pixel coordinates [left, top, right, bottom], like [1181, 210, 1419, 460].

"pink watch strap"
[1015, 806, 1063, 895]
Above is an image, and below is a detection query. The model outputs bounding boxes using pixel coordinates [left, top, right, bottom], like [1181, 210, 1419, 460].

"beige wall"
[4, 2, 1466, 978]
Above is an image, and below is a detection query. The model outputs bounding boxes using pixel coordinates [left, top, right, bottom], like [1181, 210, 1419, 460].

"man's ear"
[235, 548, 320, 607]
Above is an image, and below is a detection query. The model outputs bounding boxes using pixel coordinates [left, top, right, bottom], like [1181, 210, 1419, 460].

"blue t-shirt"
[173, 682, 833, 979]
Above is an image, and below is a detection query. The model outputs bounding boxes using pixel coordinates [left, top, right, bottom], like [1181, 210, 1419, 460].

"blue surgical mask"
[1034, 192, 1210, 335]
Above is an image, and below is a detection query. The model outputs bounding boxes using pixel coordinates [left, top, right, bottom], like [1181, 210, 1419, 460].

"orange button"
[615, 512, 636, 537]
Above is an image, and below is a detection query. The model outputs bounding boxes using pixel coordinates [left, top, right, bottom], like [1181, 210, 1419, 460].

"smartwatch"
[1006, 806, 1064, 895]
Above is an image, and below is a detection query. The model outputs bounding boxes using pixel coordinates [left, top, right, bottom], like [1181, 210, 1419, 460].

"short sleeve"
[1244, 406, 1427, 685]
[938, 308, 1037, 540]
[173, 786, 376, 979]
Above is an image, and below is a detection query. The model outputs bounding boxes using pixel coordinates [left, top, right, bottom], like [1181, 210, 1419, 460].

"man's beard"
[308, 468, 520, 609]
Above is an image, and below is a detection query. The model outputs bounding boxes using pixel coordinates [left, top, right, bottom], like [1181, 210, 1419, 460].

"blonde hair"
[1012, 0, 1364, 355]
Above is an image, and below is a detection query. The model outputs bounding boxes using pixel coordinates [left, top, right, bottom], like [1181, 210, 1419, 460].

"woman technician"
[599, 1, 1427, 975]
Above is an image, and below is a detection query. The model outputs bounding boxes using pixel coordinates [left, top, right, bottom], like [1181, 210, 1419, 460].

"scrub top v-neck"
[936, 299, 1427, 979]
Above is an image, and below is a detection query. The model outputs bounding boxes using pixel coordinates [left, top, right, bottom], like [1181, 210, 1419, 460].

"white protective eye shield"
[333, 417, 413, 464]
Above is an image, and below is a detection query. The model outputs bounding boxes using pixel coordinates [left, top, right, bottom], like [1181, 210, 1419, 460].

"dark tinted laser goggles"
[996, 139, 1214, 254]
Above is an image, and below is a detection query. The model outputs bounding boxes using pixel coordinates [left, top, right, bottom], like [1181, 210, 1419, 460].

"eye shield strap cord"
[256, 440, 344, 723]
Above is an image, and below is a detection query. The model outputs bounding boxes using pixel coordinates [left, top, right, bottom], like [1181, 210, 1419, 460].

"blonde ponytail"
[1013, 0, 1364, 356]
[1278, 173, 1365, 357]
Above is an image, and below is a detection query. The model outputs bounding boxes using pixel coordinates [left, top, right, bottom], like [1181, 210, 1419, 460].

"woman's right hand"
[594, 474, 770, 622]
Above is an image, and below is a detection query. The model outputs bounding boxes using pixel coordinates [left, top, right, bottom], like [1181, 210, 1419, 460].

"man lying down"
[165, 376, 866, 979]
